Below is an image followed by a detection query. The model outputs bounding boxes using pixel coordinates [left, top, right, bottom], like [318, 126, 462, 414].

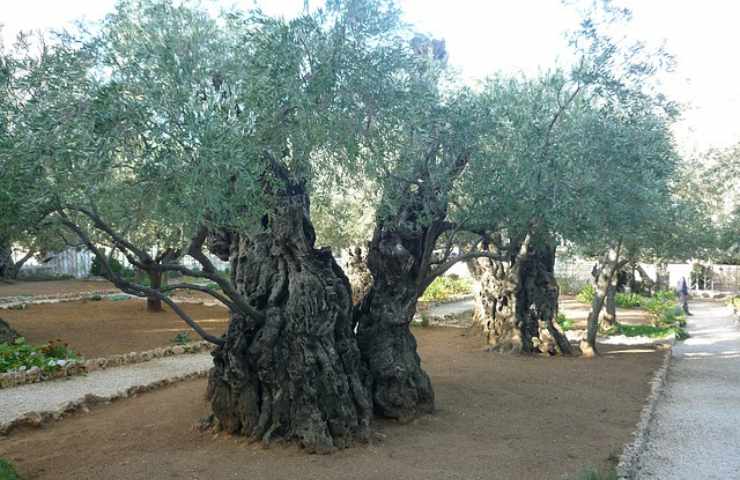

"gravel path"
[0, 353, 212, 428]
[426, 298, 474, 317]
[635, 301, 740, 479]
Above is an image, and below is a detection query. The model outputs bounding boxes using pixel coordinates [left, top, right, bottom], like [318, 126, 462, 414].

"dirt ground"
[0, 327, 664, 480]
[0, 299, 229, 358]
[0, 280, 116, 298]
[560, 295, 652, 327]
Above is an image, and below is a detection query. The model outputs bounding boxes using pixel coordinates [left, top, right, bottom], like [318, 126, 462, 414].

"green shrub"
[0, 337, 81, 374]
[17, 272, 74, 281]
[576, 284, 596, 304]
[172, 331, 192, 345]
[615, 292, 643, 308]
[556, 313, 574, 331]
[605, 322, 688, 340]
[419, 276, 473, 302]
[0, 459, 21, 480]
[90, 255, 124, 277]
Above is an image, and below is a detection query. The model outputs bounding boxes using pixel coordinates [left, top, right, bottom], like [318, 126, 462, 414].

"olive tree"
[2, 0, 415, 451]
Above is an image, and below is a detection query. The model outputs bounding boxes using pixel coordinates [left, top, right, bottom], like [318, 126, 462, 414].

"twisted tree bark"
[354, 227, 435, 421]
[468, 237, 571, 355]
[581, 241, 625, 357]
[206, 187, 371, 453]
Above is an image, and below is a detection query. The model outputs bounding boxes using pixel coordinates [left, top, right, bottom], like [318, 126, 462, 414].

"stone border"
[616, 345, 673, 479]
[0, 341, 215, 389]
[417, 293, 474, 311]
[0, 290, 122, 309]
[0, 368, 209, 435]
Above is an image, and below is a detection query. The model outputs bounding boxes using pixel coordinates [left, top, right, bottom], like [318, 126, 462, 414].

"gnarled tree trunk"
[581, 242, 624, 357]
[0, 317, 20, 344]
[633, 262, 656, 296]
[354, 228, 434, 421]
[599, 274, 617, 330]
[0, 242, 12, 280]
[146, 270, 164, 312]
[206, 189, 371, 453]
[0, 241, 32, 281]
[468, 237, 571, 355]
[655, 261, 669, 292]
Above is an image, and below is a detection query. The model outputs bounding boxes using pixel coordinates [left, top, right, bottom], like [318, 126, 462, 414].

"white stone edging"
[0, 290, 123, 310]
[0, 341, 215, 389]
[0, 368, 210, 435]
[616, 346, 673, 479]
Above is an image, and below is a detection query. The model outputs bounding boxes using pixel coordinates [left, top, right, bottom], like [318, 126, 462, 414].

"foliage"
[15, 273, 74, 282]
[90, 255, 125, 277]
[577, 284, 596, 304]
[172, 331, 192, 345]
[557, 313, 574, 332]
[0, 337, 80, 374]
[419, 275, 473, 302]
[0, 459, 21, 480]
[605, 290, 687, 339]
[643, 291, 679, 321]
[606, 322, 688, 340]
[615, 292, 643, 308]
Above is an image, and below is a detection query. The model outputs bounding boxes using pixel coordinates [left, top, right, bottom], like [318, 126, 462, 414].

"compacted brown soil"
[0, 280, 115, 298]
[0, 299, 229, 358]
[0, 326, 663, 480]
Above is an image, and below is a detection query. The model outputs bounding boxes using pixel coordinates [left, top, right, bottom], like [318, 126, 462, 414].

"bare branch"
[421, 249, 505, 294]
[161, 283, 237, 311]
[54, 211, 225, 345]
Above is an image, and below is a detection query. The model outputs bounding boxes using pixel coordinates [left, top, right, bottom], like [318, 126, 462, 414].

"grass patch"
[0, 337, 81, 374]
[419, 275, 473, 302]
[0, 459, 21, 480]
[606, 322, 688, 340]
[615, 292, 642, 308]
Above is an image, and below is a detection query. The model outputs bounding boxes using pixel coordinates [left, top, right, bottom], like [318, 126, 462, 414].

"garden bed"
[0, 280, 116, 300]
[0, 299, 229, 359]
[0, 327, 664, 480]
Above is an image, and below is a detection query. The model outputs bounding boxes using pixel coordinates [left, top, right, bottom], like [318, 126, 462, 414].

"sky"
[2, 0, 739, 154]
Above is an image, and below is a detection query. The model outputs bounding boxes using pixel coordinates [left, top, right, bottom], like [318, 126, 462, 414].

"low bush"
[17, 272, 74, 281]
[172, 331, 192, 345]
[0, 337, 81, 374]
[0, 459, 21, 480]
[420, 275, 473, 302]
[576, 284, 596, 304]
[604, 289, 688, 340]
[605, 322, 688, 340]
[615, 292, 643, 308]
[556, 313, 574, 331]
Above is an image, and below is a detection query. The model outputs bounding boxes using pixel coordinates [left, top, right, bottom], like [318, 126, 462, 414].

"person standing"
[678, 276, 692, 316]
